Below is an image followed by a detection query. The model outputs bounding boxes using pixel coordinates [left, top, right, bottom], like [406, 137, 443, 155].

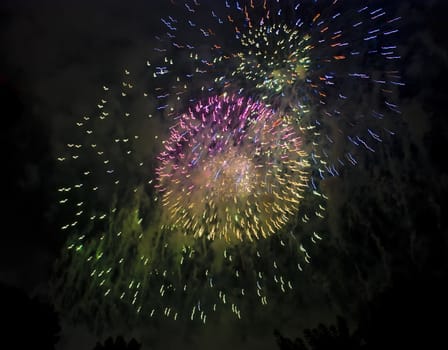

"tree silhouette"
[275, 316, 362, 350]
[92, 336, 141, 350]
[276, 273, 448, 350]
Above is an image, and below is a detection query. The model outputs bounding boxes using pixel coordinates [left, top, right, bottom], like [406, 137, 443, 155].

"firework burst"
[156, 94, 309, 242]
[152, 0, 403, 171]
[54, 0, 402, 329]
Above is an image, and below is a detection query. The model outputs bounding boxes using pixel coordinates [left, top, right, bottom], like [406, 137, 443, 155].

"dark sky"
[1, 1, 447, 349]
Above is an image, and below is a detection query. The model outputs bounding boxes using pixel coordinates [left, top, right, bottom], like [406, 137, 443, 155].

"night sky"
[1, 1, 447, 349]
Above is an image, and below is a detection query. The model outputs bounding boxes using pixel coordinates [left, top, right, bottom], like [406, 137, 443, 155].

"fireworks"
[156, 94, 309, 241]
[235, 24, 311, 94]
[54, 0, 402, 329]
[152, 0, 403, 170]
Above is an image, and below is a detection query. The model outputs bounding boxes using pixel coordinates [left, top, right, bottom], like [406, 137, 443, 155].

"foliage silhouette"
[92, 336, 141, 350]
[274, 316, 362, 350]
[275, 274, 448, 350]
